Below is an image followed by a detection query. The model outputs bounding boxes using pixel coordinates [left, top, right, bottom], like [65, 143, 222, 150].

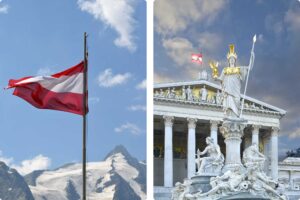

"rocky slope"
[0, 161, 34, 200]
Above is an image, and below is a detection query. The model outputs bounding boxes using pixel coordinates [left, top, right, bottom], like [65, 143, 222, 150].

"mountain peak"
[104, 145, 132, 161]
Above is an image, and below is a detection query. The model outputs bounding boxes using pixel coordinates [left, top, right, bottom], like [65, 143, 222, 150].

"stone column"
[252, 125, 261, 149]
[163, 116, 174, 187]
[220, 119, 246, 172]
[289, 170, 294, 189]
[271, 127, 279, 181]
[262, 136, 270, 175]
[187, 118, 197, 179]
[210, 120, 219, 145]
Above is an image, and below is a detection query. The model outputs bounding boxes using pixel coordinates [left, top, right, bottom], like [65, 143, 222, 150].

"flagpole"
[83, 32, 88, 200]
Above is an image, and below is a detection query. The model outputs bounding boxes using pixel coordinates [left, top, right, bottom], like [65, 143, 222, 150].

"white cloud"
[154, 0, 227, 35]
[114, 122, 142, 135]
[98, 68, 131, 87]
[285, 8, 300, 33]
[198, 32, 223, 54]
[162, 37, 196, 67]
[136, 79, 146, 90]
[12, 155, 51, 175]
[0, 1, 9, 14]
[154, 72, 173, 83]
[127, 105, 146, 111]
[0, 150, 13, 166]
[159, 32, 224, 81]
[78, 0, 137, 51]
[37, 67, 53, 76]
[288, 127, 300, 139]
[89, 97, 100, 104]
[0, 151, 51, 175]
[265, 14, 284, 35]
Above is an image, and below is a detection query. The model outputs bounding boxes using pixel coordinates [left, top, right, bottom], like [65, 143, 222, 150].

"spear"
[240, 34, 256, 118]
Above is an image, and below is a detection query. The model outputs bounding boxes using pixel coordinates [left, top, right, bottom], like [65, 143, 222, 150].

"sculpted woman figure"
[196, 137, 224, 174]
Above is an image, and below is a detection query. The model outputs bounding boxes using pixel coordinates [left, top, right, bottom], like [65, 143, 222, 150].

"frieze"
[154, 86, 282, 116]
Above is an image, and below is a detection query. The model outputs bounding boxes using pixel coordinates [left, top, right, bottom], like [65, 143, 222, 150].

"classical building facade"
[153, 73, 297, 198]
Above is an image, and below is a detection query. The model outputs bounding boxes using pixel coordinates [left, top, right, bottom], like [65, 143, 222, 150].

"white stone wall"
[279, 157, 300, 191]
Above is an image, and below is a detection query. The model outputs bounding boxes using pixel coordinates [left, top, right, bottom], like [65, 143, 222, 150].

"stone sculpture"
[200, 86, 208, 102]
[242, 143, 265, 169]
[172, 179, 193, 200]
[170, 87, 176, 99]
[186, 144, 287, 200]
[194, 168, 247, 198]
[187, 86, 193, 101]
[166, 88, 171, 98]
[182, 86, 186, 100]
[195, 137, 224, 175]
[159, 89, 164, 98]
[210, 44, 254, 118]
[216, 90, 222, 105]
[154, 90, 159, 97]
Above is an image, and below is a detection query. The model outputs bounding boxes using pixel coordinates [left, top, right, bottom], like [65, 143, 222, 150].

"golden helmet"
[227, 44, 237, 60]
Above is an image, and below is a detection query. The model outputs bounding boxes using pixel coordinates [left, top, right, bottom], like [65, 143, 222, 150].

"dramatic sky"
[0, 0, 145, 175]
[154, 0, 300, 158]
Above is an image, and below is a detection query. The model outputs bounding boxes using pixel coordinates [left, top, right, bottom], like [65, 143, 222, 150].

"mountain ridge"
[26, 145, 146, 200]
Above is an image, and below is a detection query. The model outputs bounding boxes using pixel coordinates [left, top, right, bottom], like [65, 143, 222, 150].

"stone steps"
[154, 186, 172, 200]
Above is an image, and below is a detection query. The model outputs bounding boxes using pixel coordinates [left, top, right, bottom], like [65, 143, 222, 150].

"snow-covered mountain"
[24, 145, 146, 200]
[0, 161, 34, 200]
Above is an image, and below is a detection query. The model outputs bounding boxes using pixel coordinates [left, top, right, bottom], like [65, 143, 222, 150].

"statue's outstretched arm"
[200, 147, 209, 155]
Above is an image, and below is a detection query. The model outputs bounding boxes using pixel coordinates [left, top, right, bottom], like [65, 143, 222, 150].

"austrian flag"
[191, 53, 203, 64]
[7, 61, 88, 115]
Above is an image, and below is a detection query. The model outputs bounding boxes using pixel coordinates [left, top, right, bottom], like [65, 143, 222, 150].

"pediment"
[154, 79, 286, 116]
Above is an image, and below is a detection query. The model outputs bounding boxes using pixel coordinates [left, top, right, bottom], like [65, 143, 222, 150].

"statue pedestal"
[189, 175, 215, 194]
[220, 118, 247, 172]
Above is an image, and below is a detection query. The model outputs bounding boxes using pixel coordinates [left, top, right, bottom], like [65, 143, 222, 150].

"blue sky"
[154, 0, 300, 158]
[0, 0, 146, 174]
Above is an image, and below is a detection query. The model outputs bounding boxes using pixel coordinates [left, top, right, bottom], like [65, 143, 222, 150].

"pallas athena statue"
[210, 44, 255, 118]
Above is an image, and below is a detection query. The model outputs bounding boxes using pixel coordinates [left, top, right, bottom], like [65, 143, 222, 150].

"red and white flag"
[191, 53, 203, 64]
[7, 61, 88, 115]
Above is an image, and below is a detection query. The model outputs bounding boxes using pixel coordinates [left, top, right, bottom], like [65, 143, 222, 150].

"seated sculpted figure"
[242, 143, 265, 170]
[196, 137, 224, 174]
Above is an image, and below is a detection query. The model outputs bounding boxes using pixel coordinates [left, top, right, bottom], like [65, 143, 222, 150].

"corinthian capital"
[163, 115, 174, 127]
[187, 118, 197, 129]
[271, 127, 280, 136]
[210, 120, 219, 130]
[251, 124, 261, 134]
